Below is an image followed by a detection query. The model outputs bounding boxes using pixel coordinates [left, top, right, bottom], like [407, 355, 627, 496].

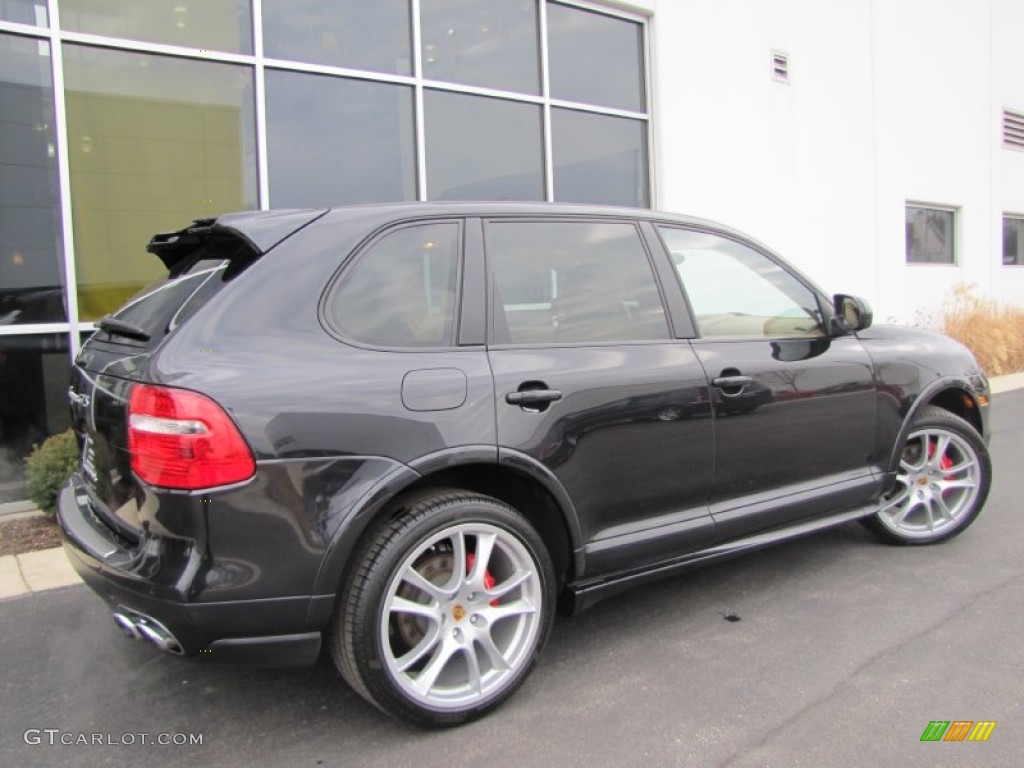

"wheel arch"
[312, 448, 583, 600]
[886, 377, 985, 475]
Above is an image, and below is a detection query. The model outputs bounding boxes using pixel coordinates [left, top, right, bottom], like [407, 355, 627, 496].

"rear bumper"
[57, 480, 325, 666]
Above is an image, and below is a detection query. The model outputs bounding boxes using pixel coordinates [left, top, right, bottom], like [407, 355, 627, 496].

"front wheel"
[331, 490, 556, 726]
[865, 406, 991, 545]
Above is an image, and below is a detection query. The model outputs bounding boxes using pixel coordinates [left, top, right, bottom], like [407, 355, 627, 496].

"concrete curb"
[0, 547, 80, 600]
[2, 373, 1022, 600]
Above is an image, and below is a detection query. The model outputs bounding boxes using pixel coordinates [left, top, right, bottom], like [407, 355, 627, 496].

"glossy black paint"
[58, 202, 991, 663]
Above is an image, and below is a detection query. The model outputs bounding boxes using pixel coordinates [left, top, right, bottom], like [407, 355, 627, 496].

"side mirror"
[831, 294, 873, 334]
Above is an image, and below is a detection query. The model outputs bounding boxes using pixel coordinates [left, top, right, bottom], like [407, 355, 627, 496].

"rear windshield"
[96, 237, 256, 346]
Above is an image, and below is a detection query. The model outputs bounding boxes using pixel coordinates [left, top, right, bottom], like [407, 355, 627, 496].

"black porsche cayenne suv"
[59, 203, 992, 725]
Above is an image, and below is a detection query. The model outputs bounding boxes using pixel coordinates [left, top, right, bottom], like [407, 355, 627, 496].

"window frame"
[1002, 213, 1024, 266]
[481, 215, 676, 348]
[905, 203, 959, 266]
[319, 217, 466, 352]
[652, 224, 831, 342]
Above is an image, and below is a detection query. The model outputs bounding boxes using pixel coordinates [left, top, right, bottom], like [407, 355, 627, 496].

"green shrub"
[24, 430, 79, 517]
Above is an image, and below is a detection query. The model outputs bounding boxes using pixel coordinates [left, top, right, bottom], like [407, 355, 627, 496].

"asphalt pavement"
[3, 389, 1023, 768]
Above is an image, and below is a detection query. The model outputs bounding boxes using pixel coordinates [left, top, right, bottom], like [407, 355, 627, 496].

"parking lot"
[3, 388, 1022, 768]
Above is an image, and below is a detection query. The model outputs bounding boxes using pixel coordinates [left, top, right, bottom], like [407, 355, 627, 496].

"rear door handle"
[505, 389, 562, 406]
[712, 375, 752, 389]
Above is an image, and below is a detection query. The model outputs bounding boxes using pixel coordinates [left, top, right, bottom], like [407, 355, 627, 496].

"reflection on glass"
[1003, 217, 1023, 266]
[487, 221, 668, 343]
[0, 34, 66, 324]
[905, 206, 955, 264]
[425, 90, 542, 201]
[1, 0, 47, 25]
[263, 0, 411, 74]
[63, 45, 257, 320]
[327, 222, 460, 347]
[265, 70, 415, 207]
[552, 108, 648, 207]
[660, 228, 823, 339]
[0, 333, 71, 503]
[421, 0, 539, 94]
[58, 0, 252, 53]
[547, 2, 645, 112]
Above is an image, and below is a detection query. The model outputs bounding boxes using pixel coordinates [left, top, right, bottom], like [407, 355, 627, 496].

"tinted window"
[425, 90, 543, 201]
[552, 108, 648, 207]
[63, 45, 257, 320]
[487, 221, 668, 344]
[263, 0, 412, 74]
[659, 228, 824, 339]
[421, 0, 539, 94]
[546, 2, 645, 112]
[103, 236, 257, 345]
[0, 34, 66, 324]
[326, 222, 460, 347]
[905, 205, 956, 264]
[1003, 215, 1023, 265]
[59, 0, 252, 54]
[265, 70, 415, 207]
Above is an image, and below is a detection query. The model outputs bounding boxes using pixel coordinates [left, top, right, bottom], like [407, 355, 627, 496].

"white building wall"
[639, 0, 1024, 323]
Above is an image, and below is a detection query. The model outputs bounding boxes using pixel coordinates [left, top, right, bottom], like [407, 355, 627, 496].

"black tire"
[864, 406, 991, 545]
[331, 489, 556, 726]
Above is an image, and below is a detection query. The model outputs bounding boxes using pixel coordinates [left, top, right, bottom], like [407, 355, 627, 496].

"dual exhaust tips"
[112, 611, 184, 655]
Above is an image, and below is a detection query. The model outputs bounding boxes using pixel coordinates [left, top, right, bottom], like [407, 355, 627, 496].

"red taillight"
[128, 384, 255, 490]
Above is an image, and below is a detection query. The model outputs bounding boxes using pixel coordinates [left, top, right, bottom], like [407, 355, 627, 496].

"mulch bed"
[0, 515, 63, 557]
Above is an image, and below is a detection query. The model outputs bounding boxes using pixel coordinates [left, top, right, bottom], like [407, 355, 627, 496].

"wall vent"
[771, 51, 789, 83]
[1004, 109, 1024, 150]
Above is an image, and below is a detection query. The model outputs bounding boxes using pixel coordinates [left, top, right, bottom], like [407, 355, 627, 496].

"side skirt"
[561, 504, 878, 614]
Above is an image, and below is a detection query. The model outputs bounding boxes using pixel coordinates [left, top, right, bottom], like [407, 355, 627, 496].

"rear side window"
[486, 220, 669, 344]
[325, 221, 461, 348]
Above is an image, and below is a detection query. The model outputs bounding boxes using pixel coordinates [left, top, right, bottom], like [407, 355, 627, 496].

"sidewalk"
[3, 372, 1023, 601]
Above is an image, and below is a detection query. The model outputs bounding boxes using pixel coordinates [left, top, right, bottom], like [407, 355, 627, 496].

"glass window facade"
[58, 0, 253, 54]
[421, 0, 539, 94]
[547, 1, 645, 112]
[425, 90, 544, 200]
[0, 33, 66, 325]
[0, 1, 652, 502]
[63, 45, 257, 319]
[0, 333, 71, 504]
[262, 0, 411, 74]
[265, 70, 415, 208]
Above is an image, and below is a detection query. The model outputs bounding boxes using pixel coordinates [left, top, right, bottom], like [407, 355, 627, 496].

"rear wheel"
[866, 406, 991, 544]
[332, 490, 555, 726]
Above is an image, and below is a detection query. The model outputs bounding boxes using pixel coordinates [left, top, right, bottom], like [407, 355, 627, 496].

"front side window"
[486, 220, 669, 344]
[325, 222, 460, 348]
[1003, 215, 1024, 265]
[906, 205, 956, 264]
[659, 228, 824, 339]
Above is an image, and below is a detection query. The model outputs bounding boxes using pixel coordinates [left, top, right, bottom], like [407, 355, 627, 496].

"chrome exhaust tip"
[112, 612, 142, 640]
[135, 621, 184, 655]
[111, 610, 184, 655]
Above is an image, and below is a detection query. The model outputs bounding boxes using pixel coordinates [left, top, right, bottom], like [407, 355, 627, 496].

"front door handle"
[711, 375, 752, 389]
[505, 389, 562, 406]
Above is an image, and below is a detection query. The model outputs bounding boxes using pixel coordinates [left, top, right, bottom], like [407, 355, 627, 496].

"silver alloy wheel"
[379, 522, 542, 711]
[877, 427, 982, 539]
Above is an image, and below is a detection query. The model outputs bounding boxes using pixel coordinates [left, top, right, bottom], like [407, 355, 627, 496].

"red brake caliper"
[928, 439, 955, 481]
[466, 553, 499, 606]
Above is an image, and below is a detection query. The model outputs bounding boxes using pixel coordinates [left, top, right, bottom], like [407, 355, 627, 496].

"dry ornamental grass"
[942, 283, 1024, 376]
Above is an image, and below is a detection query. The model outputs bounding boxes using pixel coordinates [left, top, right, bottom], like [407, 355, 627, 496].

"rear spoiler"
[146, 209, 328, 271]
[146, 219, 222, 270]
